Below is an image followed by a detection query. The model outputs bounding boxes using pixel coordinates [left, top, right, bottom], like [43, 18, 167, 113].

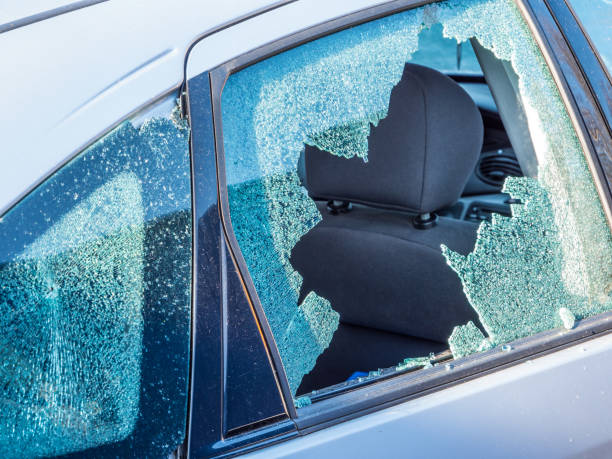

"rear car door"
[185, 0, 612, 457]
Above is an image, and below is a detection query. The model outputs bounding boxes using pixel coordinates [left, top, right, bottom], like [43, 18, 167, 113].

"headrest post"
[413, 212, 438, 230]
[326, 200, 352, 215]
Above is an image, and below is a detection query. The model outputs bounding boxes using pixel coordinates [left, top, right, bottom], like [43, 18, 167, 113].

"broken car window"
[0, 98, 192, 458]
[219, 0, 612, 403]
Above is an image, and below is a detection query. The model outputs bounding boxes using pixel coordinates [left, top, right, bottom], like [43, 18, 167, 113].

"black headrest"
[303, 63, 483, 214]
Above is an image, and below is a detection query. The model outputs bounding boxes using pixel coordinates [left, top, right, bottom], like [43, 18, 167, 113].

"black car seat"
[292, 63, 485, 393]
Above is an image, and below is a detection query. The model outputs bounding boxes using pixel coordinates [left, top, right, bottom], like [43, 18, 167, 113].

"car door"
[184, 0, 612, 457]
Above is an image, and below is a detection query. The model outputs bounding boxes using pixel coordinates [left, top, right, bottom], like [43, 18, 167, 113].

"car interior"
[291, 44, 529, 396]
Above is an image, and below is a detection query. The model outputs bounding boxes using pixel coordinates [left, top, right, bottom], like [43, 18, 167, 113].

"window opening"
[219, 0, 612, 404]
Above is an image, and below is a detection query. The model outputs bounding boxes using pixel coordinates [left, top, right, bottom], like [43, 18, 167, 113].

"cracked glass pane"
[0, 98, 191, 457]
[222, 4, 427, 397]
[437, 0, 612, 356]
[220, 0, 612, 398]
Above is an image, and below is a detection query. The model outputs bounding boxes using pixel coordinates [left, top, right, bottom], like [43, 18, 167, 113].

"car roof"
[1, 1, 92, 29]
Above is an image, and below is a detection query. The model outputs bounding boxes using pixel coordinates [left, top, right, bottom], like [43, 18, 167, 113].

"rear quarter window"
[0, 96, 192, 458]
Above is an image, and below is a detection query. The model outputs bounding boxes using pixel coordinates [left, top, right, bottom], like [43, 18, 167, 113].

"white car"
[1, 0, 611, 457]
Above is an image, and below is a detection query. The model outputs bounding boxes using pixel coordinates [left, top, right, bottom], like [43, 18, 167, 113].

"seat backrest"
[304, 63, 483, 214]
[291, 63, 485, 343]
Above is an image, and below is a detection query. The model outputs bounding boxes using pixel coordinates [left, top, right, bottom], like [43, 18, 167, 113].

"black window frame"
[185, 0, 612, 449]
[182, 70, 297, 459]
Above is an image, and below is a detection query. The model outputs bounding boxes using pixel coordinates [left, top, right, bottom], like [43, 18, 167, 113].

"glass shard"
[559, 307, 576, 330]
[443, 177, 611, 351]
[395, 356, 433, 372]
[448, 321, 490, 359]
[294, 396, 312, 408]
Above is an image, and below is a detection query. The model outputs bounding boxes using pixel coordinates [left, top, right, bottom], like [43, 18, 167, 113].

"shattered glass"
[395, 356, 434, 372]
[0, 99, 191, 457]
[294, 396, 312, 409]
[407, 22, 481, 74]
[220, 0, 612, 398]
[438, 0, 612, 356]
[227, 174, 337, 394]
[443, 177, 609, 353]
[448, 321, 490, 359]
